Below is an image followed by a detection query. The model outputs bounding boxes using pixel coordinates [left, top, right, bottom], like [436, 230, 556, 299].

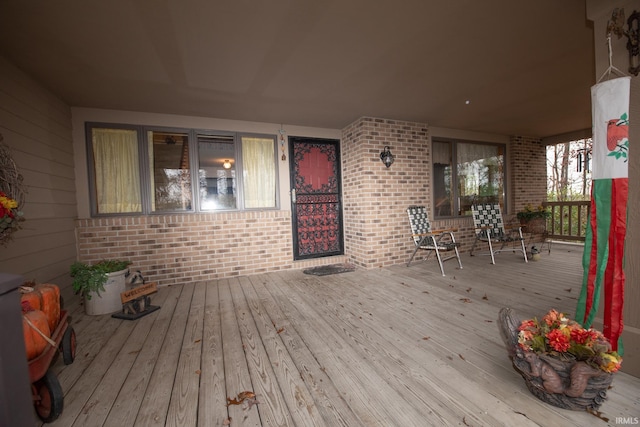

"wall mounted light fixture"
[380, 146, 395, 168]
[223, 159, 232, 169]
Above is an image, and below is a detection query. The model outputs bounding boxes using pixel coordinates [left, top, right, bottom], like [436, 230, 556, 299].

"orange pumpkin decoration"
[20, 290, 42, 311]
[22, 309, 51, 360]
[20, 284, 61, 332]
[35, 284, 61, 332]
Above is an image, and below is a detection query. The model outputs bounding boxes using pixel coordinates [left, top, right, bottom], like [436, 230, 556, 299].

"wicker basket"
[499, 307, 614, 411]
[512, 350, 613, 411]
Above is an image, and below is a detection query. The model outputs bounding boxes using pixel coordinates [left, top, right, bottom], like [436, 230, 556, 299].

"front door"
[289, 137, 343, 260]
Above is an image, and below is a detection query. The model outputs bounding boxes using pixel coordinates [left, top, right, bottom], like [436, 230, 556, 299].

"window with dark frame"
[432, 139, 506, 218]
[86, 123, 278, 216]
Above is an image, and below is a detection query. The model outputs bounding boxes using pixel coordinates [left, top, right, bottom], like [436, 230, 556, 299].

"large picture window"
[86, 124, 278, 216]
[432, 139, 505, 218]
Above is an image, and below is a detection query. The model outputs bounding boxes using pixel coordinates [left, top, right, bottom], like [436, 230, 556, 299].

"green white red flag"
[576, 76, 630, 353]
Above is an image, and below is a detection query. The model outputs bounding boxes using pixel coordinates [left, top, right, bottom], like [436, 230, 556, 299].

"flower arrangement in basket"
[499, 307, 622, 411]
[0, 134, 25, 245]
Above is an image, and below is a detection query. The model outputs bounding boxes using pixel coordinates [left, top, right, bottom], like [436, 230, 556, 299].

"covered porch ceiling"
[0, 1, 595, 138]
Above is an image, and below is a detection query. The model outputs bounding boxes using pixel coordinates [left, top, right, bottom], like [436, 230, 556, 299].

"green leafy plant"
[516, 203, 551, 222]
[70, 259, 131, 299]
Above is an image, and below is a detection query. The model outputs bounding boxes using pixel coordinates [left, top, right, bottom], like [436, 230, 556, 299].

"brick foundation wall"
[75, 211, 346, 286]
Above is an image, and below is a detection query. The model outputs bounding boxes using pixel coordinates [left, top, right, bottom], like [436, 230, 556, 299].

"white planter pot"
[84, 269, 127, 315]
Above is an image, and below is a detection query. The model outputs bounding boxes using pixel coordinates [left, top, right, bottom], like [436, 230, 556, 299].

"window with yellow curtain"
[242, 136, 276, 208]
[91, 128, 142, 214]
[87, 124, 279, 215]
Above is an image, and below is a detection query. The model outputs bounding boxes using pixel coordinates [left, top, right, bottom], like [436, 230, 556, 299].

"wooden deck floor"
[43, 244, 639, 426]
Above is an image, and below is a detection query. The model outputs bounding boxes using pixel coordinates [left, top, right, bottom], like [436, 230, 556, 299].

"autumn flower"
[0, 191, 23, 234]
[517, 309, 622, 373]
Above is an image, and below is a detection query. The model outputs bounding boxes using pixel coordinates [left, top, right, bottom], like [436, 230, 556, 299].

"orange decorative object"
[21, 284, 61, 332]
[20, 290, 42, 311]
[22, 310, 51, 360]
[35, 284, 61, 332]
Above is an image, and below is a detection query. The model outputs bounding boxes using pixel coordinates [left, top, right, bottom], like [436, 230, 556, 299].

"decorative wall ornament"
[607, 8, 640, 76]
[279, 126, 287, 161]
[0, 133, 26, 244]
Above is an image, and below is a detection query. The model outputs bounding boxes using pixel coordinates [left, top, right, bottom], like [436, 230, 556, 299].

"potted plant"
[70, 259, 131, 315]
[516, 203, 551, 233]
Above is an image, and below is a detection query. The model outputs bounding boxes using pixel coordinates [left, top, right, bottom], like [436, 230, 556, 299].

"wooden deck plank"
[69, 287, 172, 427]
[239, 275, 325, 426]
[50, 312, 121, 401]
[166, 282, 206, 427]
[103, 284, 181, 427]
[281, 271, 510, 426]
[272, 271, 429, 426]
[248, 273, 363, 427]
[36, 247, 640, 427]
[134, 283, 193, 426]
[218, 279, 261, 426]
[197, 281, 228, 427]
[50, 319, 138, 427]
[263, 274, 386, 427]
[303, 268, 586, 426]
[229, 277, 293, 426]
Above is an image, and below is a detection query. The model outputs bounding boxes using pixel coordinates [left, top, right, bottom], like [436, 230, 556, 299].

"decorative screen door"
[289, 137, 343, 260]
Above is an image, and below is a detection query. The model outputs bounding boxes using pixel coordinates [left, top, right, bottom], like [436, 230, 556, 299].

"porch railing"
[542, 200, 591, 242]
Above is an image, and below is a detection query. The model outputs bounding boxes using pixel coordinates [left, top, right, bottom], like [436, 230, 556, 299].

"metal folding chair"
[470, 203, 528, 264]
[406, 206, 462, 276]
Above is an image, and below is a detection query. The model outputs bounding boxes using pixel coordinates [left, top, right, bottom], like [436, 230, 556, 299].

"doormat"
[303, 263, 356, 276]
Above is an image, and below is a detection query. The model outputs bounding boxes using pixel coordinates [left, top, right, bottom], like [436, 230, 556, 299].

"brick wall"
[75, 122, 547, 280]
[339, 117, 478, 268]
[509, 136, 547, 220]
[341, 117, 430, 268]
[75, 211, 346, 286]
[340, 120, 546, 269]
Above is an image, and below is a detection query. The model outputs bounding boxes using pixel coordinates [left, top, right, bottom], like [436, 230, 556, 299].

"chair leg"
[453, 245, 463, 270]
[433, 246, 446, 276]
[517, 229, 528, 263]
[470, 235, 479, 256]
[407, 245, 421, 267]
[544, 232, 552, 254]
[486, 232, 496, 265]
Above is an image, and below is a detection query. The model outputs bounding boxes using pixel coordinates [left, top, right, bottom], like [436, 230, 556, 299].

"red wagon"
[28, 309, 76, 423]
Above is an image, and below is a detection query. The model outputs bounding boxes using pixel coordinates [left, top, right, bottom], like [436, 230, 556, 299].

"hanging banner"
[576, 76, 630, 353]
[591, 77, 630, 179]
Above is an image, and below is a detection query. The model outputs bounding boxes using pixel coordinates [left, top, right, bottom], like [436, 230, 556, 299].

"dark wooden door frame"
[289, 137, 344, 260]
